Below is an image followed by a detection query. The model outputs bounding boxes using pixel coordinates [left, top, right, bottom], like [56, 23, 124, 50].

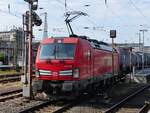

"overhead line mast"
[43, 12, 48, 39]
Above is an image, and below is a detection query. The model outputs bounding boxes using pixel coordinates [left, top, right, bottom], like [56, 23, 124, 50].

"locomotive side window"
[40, 43, 76, 59]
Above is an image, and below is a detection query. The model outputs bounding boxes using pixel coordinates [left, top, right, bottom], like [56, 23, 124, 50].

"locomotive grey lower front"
[32, 73, 125, 99]
[32, 79, 86, 99]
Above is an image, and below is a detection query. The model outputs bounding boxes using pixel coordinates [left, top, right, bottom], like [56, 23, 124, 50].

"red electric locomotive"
[34, 36, 120, 98]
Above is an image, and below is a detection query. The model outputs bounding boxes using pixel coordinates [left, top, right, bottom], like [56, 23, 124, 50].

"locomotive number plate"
[53, 72, 58, 76]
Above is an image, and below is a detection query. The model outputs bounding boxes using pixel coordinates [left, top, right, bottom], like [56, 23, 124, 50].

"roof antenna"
[64, 11, 88, 37]
[105, 0, 108, 8]
[65, 0, 67, 11]
[105, 0, 107, 4]
[8, 4, 10, 13]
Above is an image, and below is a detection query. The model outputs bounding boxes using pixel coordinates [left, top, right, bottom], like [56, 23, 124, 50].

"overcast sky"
[0, 0, 150, 45]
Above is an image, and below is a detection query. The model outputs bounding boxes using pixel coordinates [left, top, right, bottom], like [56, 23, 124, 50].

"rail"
[52, 93, 94, 113]
[18, 100, 58, 113]
[0, 73, 23, 83]
[18, 92, 94, 113]
[0, 88, 22, 102]
[52, 101, 78, 113]
[138, 101, 150, 113]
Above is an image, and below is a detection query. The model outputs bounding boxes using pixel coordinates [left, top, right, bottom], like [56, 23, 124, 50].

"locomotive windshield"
[39, 43, 76, 59]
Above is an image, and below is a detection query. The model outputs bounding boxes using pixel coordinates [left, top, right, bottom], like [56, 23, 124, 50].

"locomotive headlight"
[35, 69, 40, 77]
[73, 68, 80, 78]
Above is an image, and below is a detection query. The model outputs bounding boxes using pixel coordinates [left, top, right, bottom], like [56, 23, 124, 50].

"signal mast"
[23, 0, 42, 99]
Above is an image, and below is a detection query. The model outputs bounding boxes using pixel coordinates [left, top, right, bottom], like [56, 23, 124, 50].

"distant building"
[116, 43, 150, 53]
[0, 28, 24, 65]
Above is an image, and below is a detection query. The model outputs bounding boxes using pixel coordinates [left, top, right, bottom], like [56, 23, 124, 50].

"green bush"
[16, 64, 20, 72]
[0, 53, 4, 61]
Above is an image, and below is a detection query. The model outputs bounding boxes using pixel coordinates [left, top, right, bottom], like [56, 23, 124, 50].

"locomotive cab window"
[39, 43, 76, 59]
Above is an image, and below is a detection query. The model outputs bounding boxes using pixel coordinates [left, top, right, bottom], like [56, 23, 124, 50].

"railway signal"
[23, 0, 42, 99]
[110, 30, 116, 38]
[110, 30, 116, 76]
[24, 0, 38, 10]
[32, 11, 42, 26]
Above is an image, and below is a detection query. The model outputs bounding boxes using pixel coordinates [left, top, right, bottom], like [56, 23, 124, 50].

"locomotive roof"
[41, 37, 79, 44]
[40, 36, 114, 52]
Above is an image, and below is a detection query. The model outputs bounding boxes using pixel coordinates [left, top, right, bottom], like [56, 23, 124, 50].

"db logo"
[53, 72, 58, 76]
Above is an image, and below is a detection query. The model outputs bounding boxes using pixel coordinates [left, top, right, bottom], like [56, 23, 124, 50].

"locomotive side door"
[84, 49, 92, 77]
[87, 50, 92, 76]
[86, 49, 93, 84]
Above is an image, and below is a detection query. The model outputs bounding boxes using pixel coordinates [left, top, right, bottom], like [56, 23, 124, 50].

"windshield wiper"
[53, 45, 59, 59]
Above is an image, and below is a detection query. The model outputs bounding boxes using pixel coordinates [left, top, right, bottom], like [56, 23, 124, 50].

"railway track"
[18, 99, 82, 113]
[0, 88, 22, 102]
[0, 73, 23, 83]
[104, 84, 150, 113]
[17, 83, 150, 113]
[1, 83, 147, 113]
[18, 93, 94, 113]
[18, 100, 85, 113]
[18, 100, 63, 113]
